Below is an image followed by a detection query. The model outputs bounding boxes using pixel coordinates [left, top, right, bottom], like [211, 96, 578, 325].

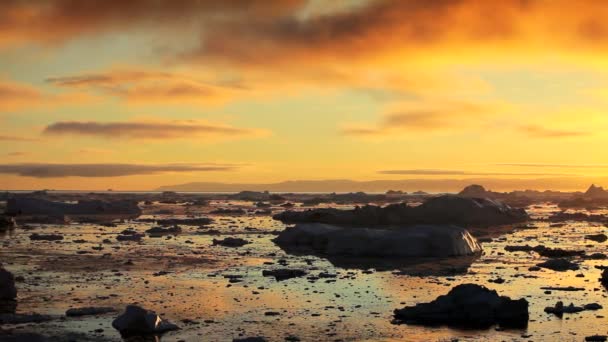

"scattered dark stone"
[154, 217, 212, 226]
[116, 234, 144, 242]
[586, 335, 608, 342]
[262, 269, 307, 281]
[536, 258, 579, 271]
[534, 247, 585, 258]
[233, 338, 267, 342]
[112, 305, 179, 336]
[212, 237, 251, 248]
[585, 253, 607, 260]
[585, 233, 608, 243]
[544, 301, 584, 317]
[210, 208, 247, 215]
[540, 286, 584, 291]
[65, 306, 115, 317]
[146, 225, 182, 236]
[393, 284, 528, 329]
[584, 303, 603, 310]
[0, 313, 53, 324]
[0, 332, 47, 342]
[29, 233, 63, 241]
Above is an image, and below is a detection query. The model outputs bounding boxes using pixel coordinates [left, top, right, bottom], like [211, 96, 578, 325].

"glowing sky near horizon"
[2, 0, 608, 190]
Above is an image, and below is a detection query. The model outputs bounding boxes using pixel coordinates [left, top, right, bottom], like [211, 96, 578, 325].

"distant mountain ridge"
[155, 177, 608, 193]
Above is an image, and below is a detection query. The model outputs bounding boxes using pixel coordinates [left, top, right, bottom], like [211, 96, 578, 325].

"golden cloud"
[42, 119, 269, 141]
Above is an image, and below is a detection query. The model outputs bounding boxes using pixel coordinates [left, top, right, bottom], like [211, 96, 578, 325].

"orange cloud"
[0, 79, 93, 112]
[518, 125, 590, 138]
[0, 162, 240, 178]
[46, 69, 238, 104]
[42, 120, 269, 141]
[342, 101, 492, 136]
[0, 0, 305, 47]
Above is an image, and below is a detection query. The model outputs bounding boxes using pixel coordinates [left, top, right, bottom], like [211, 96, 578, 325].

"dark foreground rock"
[0, 313, 53, 324]
[112, 305, 178, 336]
[29, 233, 63, 241]
[586, 234, 608, 243]
[601, 269, 608, 287]
[146, 225, 182, 236]
[0, 265, 17, 314]
[273, 223, 481, 258]
[536, 258, 580, 271]
[65, 306, 115, 317]
[212, 237, 250, 247]
[0, 332, 47, 342]
[544, 301, 584, 317]
[262, 269, 307, 281]
[144, 217, 212, 226]
[393, 284, 529, 329]
[274, 195, 528, 227]
[233, 338, 268, 342]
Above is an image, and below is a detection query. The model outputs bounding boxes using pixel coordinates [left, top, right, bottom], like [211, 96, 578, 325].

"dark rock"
[112, 305, 179, 336]
[601, 269, 608, 287]
[534, 247, 585, 258]
[0, 265, 17, 314]
[584, 303, 603, 310]
[393, 284, 528, 328]
[262, 269, 307, 281]
[146, 225, 182, 236]
[586, 335, 608, 342]
[540, 286, 584, 291]
[0, 332, 47, 342]
[0, 313, 53, 324]
[586, 234, 608, 243]
[212, 237, 250, 247]
[153, 217, 212, 226]
[536, 258, 579, 271]
[233, 338, 268, 342]
[544, 301, 584, 317]
[65, 306, 115, 317]
[29, 233, 63, 241]
[210, 208, 247, 215]
[116, 233, 144, 242]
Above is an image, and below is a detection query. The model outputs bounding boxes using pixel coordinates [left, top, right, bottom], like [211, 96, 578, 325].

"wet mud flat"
[1, 202, 608, 341]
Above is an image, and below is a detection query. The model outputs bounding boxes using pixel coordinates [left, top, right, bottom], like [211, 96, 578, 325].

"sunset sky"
[2, 0, 608, 190]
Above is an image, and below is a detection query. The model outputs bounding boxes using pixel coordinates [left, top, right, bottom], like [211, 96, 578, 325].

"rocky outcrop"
[112, 305, 178, 336]
[393, 284, 529, 328]
[274, 195, 528, 227]
[273, 223, 481, 258]
[0, 264, 17, 314]
[6, 197, 141, 220]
